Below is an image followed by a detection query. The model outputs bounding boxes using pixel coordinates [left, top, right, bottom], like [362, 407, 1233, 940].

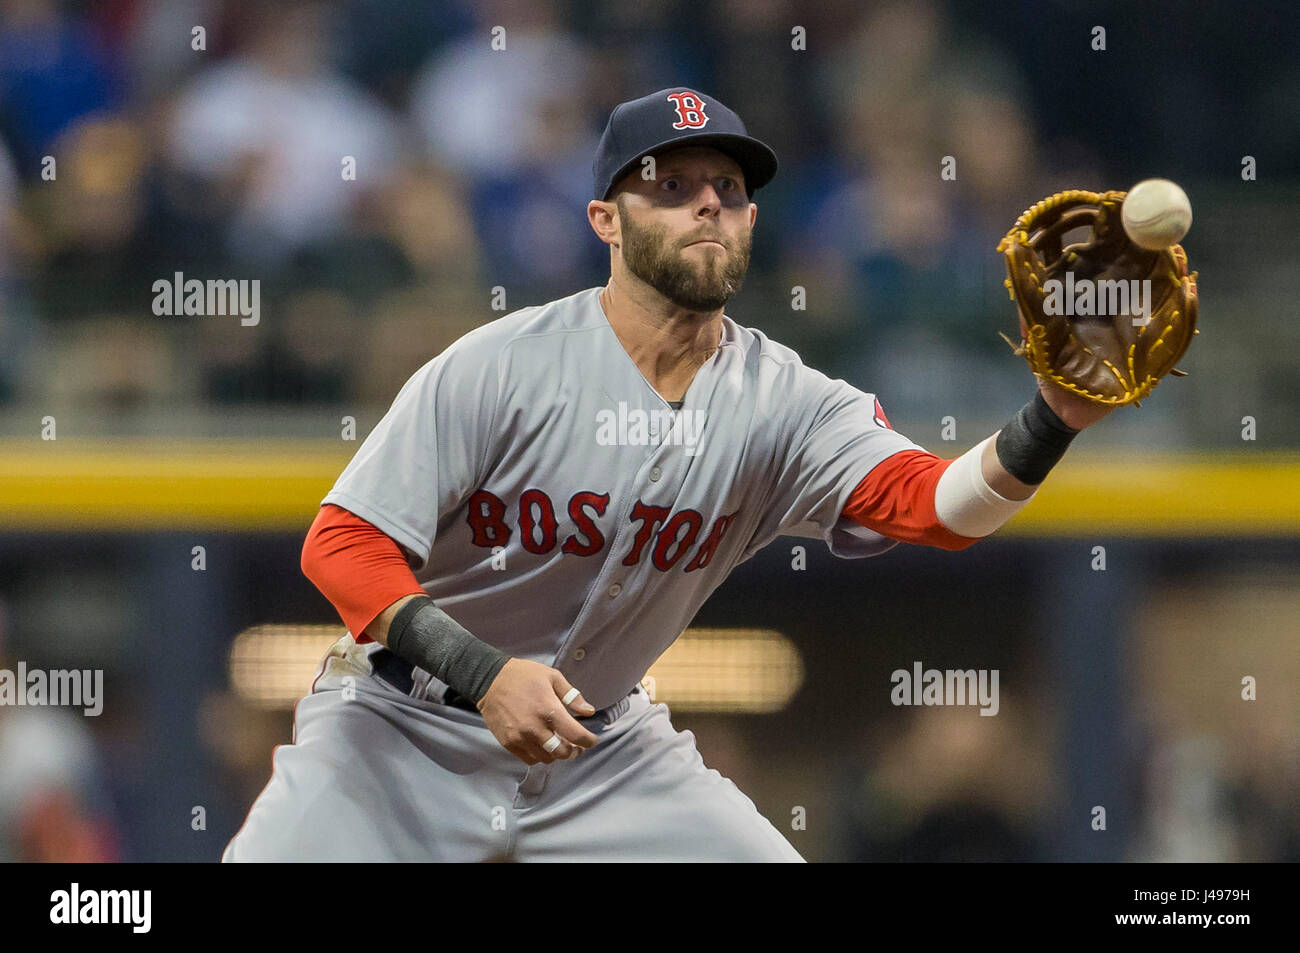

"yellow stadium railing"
[2, 440, 1298, 536]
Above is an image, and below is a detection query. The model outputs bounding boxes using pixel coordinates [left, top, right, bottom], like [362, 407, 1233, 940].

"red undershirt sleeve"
[841, 450, 983, 551]
[300, 503, 428, 644]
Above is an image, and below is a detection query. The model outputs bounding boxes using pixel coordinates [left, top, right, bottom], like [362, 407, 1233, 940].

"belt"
[369, 648, 637, 725]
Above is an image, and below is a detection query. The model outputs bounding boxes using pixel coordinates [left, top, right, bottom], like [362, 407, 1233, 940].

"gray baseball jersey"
[225, 285, 929, 862]
[322, 285, 923, 709]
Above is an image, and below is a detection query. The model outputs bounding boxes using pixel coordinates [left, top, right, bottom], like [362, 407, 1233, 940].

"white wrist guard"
[934, 435, 1036, 538]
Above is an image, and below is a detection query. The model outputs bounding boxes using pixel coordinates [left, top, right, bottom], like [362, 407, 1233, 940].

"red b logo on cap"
[666, 92, 709, 129]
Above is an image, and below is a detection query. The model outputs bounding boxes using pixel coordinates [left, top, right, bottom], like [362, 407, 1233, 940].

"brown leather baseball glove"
[997, 189, 1199, 407]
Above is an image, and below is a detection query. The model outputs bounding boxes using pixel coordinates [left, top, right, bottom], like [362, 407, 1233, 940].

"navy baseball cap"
[593, 87, 778, 201]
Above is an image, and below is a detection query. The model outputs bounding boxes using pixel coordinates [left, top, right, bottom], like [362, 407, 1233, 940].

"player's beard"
[617, 196, 751, 312]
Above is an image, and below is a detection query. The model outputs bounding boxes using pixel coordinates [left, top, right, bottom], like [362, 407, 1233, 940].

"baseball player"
[222, 87, 1131, 862]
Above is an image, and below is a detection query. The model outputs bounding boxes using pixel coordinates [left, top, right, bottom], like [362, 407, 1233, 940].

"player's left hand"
[1011, 310, 1116, 431]
[998, 189, 1198, 412]
[1035, 375, 1117, 431]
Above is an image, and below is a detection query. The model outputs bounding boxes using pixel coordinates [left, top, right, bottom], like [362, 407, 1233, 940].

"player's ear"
[587, 199, 619, 245]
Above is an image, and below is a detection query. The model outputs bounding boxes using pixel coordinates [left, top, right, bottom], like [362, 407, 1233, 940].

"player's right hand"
[475, 658, 600, 765]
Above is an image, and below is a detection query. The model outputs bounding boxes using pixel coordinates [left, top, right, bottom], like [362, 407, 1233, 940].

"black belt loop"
[369, 647, 417, 696]
[441, 686, 479, 713]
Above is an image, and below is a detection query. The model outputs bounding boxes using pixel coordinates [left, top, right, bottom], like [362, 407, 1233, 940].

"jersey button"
[607, 583, 622, 597]
[573, 648, 586, 660]
[649, 466, 662, 482]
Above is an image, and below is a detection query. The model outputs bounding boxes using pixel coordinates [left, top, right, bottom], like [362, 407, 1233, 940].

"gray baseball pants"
[222, 637, 803, 862]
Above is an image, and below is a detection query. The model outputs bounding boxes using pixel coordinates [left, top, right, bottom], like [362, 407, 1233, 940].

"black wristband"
[994, 390, 1080, 486]
[387, 596, 511, 704]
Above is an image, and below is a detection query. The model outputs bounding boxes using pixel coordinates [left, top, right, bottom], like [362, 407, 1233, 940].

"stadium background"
[0, 0, 1297, 861]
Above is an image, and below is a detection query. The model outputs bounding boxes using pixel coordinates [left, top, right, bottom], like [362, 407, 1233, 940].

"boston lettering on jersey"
[466, 488, 739, 573]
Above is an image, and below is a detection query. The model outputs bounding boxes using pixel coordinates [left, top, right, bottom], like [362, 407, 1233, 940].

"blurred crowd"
[5, 0, 1289, 416]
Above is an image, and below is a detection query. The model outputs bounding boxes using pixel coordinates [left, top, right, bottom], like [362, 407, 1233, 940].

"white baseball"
[1121, 178, 1192, 250]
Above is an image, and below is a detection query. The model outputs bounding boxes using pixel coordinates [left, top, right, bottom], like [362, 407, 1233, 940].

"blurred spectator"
[409, 0, 588, 179]
[354, 281, 492, 404]
[572, 0, 707, 120]
[0, 137, 41, 403]
[0, 134, 19, 279]
[122, 0, 223, 102]
[0, 602, 119, 862]
[409, 1, 603, 297]
[166, 1, 404, 265]
[334, 0, 477, 106]
[14, 113, 187, 408]
[45, 313, 176, 410]
[371, 161, 482, 283]
[1130, 707, 1300, 863]
[0, 707, 119, 861]
[1132, 734, 1240, 861]
[0, 0, 121, 177]
[28, 115, 153, 322]
[267, 286, 358, 403]
[834, 701, 1053, 861]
